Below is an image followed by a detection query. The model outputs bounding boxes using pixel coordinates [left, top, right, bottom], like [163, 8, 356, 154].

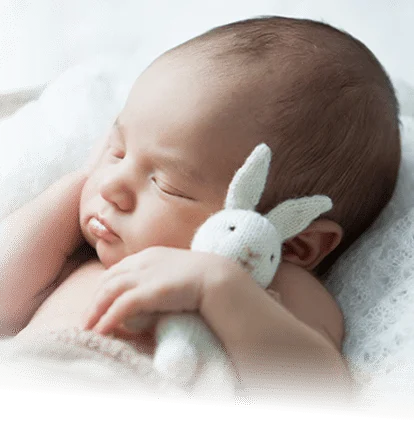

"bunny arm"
[153, 313, 236, 399]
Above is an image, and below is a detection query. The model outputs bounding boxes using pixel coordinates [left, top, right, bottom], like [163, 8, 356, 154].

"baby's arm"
[80, 247, 349, 394]
[0, 170, 88, 336]
[200, 261, 350, 394]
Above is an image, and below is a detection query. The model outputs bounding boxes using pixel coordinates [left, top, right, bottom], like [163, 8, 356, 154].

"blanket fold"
[0, 327, 237, 400]
[0, 328, 348, 409]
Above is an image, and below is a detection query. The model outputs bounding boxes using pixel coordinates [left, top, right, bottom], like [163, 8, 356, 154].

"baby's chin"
[80, 221, 95, 249]
[80, 220, 119, 269]
[94, 240, 124, 269]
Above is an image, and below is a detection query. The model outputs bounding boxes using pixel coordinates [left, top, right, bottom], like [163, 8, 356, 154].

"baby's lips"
[88, 217, 120, 242]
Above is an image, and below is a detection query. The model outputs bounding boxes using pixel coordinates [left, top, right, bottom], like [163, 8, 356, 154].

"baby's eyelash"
[151, 177, 193, 200]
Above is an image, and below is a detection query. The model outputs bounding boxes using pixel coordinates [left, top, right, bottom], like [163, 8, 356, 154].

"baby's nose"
[100, 180, 135, 212]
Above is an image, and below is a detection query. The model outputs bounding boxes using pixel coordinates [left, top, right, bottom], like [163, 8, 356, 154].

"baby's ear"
[225, 143, 272, 210]
[281, 219, 343, 271]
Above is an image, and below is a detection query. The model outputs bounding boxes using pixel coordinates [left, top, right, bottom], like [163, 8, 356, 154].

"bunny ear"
[265, 195, 333, 240]
[225, 143, 272, 210]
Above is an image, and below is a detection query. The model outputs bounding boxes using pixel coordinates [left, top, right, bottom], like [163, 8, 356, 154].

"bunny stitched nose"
[237, 246, 260, 272]
[237, 258, 253, 272]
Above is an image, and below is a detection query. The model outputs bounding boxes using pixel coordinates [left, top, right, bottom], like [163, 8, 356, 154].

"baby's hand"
[81, 246, 224, 335]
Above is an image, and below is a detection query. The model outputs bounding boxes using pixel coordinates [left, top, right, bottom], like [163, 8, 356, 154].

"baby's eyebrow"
[114, 117, 205, 184]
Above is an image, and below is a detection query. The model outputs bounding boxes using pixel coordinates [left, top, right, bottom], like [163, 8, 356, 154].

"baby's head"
[80, 16, 401, 277]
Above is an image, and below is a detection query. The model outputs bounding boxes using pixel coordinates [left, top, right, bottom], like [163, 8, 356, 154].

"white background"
[0, 0, 413, 92]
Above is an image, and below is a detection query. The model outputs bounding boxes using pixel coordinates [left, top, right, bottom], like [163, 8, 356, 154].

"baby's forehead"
[127, 60, 257, 133]
[119, 54, 268, 184]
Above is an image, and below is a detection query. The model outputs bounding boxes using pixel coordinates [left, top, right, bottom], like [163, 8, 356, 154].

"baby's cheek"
[154, 204, 211, 249]
[80, 175, 100, 207]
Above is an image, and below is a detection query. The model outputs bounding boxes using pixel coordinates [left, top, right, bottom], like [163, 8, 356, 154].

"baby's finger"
[82, 278, 136, 330]
[93, 290, 147, 335]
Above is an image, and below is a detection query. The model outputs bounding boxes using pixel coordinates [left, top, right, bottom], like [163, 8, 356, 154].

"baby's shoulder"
[270, 262, 344, 350]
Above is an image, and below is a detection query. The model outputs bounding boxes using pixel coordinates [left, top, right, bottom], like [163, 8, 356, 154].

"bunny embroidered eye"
[229, 225, 236, 231]
[270, 254, 275, 262]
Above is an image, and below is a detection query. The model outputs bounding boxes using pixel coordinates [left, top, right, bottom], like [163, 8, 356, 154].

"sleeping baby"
[0, 16, 401, 395]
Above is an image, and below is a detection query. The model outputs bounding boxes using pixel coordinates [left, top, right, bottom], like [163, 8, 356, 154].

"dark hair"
[170, 16, 402, 278]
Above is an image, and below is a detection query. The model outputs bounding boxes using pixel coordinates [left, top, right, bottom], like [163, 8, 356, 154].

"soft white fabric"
[1, 50, 414, 408]
[324, 114, 414, 402]
[0, 54, 139, 220]
[0, 328, 184, 397]
[0, 328, 349, 407]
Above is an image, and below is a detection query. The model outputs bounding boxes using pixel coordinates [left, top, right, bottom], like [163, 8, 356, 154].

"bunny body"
[153, 210, 281, 383]
[152, 143, 333, 385]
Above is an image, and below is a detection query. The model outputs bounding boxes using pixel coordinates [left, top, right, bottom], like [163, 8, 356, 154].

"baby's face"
[79, 55, 258, 268]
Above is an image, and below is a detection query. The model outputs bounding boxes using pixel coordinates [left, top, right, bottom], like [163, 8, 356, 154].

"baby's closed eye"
[151, 176, 195, 201]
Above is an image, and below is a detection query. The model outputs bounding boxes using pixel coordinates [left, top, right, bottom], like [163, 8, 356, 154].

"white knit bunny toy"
[152, 143, 333, 385]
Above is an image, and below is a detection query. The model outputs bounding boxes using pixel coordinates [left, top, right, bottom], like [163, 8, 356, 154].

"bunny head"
[191, 144, 333, 289]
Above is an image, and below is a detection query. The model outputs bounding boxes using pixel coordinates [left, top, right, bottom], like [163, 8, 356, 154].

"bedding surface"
[0, 329, 180, 394]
